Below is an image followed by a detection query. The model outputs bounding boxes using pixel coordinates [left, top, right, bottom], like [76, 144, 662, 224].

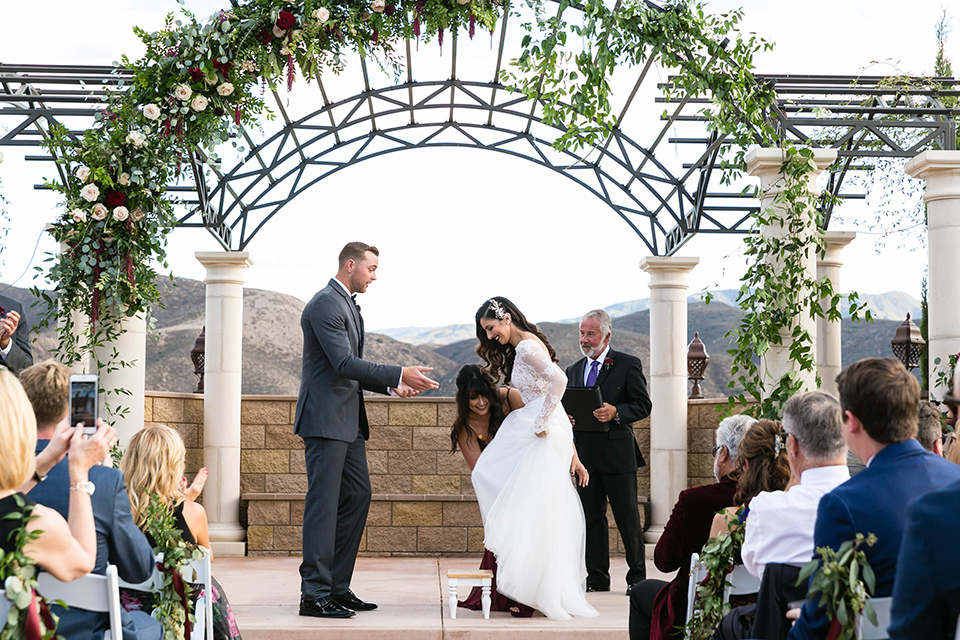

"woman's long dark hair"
[474, 297, 557, 384]
[733, 419, 791, 506]
[450, 365, 505, 453]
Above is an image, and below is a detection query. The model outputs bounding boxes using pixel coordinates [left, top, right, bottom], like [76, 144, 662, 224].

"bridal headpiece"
[486, 298, 506, 320]
[773, 433, 784, 456]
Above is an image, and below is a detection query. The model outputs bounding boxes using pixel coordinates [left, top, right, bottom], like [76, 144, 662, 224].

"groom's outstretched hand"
[401, 366, 439, 392]
[392, 385, 421, 398]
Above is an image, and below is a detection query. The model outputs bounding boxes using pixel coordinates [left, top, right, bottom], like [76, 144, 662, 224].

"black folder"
[561, 387, 607, 432]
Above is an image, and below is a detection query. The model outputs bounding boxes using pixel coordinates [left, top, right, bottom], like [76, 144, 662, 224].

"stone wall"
[144, 392, 731, 557]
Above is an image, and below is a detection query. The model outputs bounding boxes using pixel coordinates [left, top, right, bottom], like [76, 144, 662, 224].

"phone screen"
[70, 379, 98, 433]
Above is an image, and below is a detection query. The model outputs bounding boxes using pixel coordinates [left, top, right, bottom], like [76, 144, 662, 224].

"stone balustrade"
[144, 392, 731, 556]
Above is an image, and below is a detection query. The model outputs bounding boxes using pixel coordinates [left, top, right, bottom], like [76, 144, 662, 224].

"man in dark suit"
[19, 361, 159, 640]
[565, 309, 652, 595]
[788, 357, 960, 640]
[295, 241, 438, 619]
[630, 414, 752, 640]
[0, 293, 34, 375]
[887, 375, 960, 640]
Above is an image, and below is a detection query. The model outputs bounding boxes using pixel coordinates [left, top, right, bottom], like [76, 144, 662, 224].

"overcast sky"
[0, 0, 955, 331]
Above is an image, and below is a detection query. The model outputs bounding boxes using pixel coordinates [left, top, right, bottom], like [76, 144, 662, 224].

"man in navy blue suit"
[20, 361, 160, 640]
[788, 358, 960, 640]
[887, 374, 960, 639]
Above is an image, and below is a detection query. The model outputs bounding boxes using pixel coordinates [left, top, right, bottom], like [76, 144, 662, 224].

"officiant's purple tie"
[586, 360, 600, 387]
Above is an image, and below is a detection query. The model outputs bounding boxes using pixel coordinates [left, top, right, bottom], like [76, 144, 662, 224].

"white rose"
[143, 103, 161, 120]
[204, 74, 218, 86]
[91, 203, 108, 220]
[371, 0, 386, 12]
[456, 0, 471, 5]
[113, 206, 129, 222]
[103, 234, 115, 245]
[80, 183, 100, 202]
[273, 25, 287, 38]
[313, 7, 330, 24]
[191, 95, 209, 111]
[75, 166, 90, 182]
[131, 207, 145, 222]
[175, 84, 193, 101]
[217, 83, 235, 97]
[118, 173, 131, 186]
[126, 131, 146, 148]
[70, 208, 86, 223]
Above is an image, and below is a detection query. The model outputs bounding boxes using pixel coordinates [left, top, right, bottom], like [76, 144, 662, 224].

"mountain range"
[0, 281, 920, 399]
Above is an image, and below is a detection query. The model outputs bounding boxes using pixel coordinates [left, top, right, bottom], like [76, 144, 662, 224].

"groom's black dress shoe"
[299, 596, 355, 618]
[586, 583, 610, 593]
[332, 589, 378, 611]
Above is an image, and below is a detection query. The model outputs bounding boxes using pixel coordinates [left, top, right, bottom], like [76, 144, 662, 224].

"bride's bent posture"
[471, 297, 599, 621]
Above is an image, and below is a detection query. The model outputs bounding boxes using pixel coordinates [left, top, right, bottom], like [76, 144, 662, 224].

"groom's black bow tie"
[350, 293, 360, 313]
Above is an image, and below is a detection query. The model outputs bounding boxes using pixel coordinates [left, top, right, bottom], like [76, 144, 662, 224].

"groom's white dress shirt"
[741, 464, 851, 581]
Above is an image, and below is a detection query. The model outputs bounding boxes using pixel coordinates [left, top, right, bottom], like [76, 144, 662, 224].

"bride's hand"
[570, 458, 589, 487]
[535, 429, 548, 437]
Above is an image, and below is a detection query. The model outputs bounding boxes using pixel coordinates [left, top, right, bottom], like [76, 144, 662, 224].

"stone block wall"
[143, 392, 731, 556]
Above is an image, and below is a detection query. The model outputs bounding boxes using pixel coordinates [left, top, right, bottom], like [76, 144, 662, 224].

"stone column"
[816, 232, 856, 397]
[196, 251, 252, 557]
[639, 256, 699, 545]
[94, 313, 146, 446]
[905, 151, 960, 397]
[746, 148, 837, 393]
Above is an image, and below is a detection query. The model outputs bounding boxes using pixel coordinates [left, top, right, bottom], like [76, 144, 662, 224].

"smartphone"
[69, 374, 98, 436]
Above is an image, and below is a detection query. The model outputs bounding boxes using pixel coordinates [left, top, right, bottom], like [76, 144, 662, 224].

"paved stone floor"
[216, 555, 675, 639]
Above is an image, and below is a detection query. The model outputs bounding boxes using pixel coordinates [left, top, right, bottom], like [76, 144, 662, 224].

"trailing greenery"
[796, 533, 877, 640]
[0, 494, 60, 640]
[683, 507, 745, 640]
[143, 496, 204, 640]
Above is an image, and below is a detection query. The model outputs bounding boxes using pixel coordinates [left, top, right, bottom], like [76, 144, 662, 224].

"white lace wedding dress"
[471, 339, 599, 620]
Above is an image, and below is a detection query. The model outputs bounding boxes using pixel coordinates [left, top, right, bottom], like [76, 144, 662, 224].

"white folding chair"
[685, 552, 709, 625]
[118, 549, 214, 640]
[858, 596, 892, 640]
[36, 564, 122, 640]
[723, 564, 761, 603]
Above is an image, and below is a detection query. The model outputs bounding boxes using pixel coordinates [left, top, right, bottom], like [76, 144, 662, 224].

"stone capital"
[640, 257, 699, 289]
[904, 151, 960, 203]
[196, 251, 253, 285]
[818, 231, 856, 269]
[745, 148, 837, 192]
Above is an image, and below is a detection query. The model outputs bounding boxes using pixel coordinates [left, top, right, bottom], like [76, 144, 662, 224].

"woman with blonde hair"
[120, 424, 241, 639]
[0, 368, 102, 580]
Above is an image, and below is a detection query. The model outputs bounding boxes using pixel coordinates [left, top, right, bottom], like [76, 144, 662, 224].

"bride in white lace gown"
[471, 297, 599, 621]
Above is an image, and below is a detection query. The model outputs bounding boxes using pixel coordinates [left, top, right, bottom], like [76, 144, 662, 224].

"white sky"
[0, 0, 955, 331]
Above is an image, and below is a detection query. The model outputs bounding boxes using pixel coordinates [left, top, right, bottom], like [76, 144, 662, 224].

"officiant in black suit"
[294, 241, 438, 619]
[0, 293, 34, 375]
[565, 309, 651, 595]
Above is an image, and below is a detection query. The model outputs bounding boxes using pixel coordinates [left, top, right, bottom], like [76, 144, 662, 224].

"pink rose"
[273, 25, 287, 38]
[143, 104, 161, 120]
[371, 0, 386, 12]
[80, 183, 100, 202]
[175, 84, 193, 101]
[191, 95, 209, 111]
[131, 207, 145, 222]
[118, 173, 131, 186]
[75, 166, 90, 182]
[113, 206, 129, 222]
[217, 83, 235, 97]
[91, 203, 108, 220]
[70, 208, 86, 223]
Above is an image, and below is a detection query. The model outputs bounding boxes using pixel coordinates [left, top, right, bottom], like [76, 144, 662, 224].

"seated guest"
[629, 414, 754, 640]
[714, 392, 849, 640]
[915, 400, 944, 455]
[120, 424, 243, 640]
[20, 361, 160, 640]
[708, 419, 792, 539]
[788, 358, 960, 640]
[0, 368, 100, 582]
[888, 374, 960, 639]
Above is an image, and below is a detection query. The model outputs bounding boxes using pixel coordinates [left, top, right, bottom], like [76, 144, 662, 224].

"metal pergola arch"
[2, 4, 959, 256]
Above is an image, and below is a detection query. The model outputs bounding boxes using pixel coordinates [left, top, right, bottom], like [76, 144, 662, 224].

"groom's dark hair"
[339, 241, 379, 267]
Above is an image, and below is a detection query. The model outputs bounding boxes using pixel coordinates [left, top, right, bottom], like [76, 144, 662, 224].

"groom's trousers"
[300, 433, 371, 599]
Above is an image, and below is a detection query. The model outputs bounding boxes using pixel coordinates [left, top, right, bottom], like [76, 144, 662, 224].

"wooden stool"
[446, 570, 494, 619]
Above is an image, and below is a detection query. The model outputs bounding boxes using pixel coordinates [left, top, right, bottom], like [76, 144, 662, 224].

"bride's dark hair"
[475, 297, 557, 384]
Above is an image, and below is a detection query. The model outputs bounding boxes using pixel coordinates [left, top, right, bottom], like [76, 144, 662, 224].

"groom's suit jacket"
[565, 348, 651, 471]
[0, 293, 34, 375]
[294, 278, 402, 442]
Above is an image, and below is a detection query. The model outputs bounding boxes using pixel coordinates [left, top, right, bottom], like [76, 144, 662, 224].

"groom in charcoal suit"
[566, 309, 651, 595]
[295, 241, 438, 619]
[0, 293, 34, 375]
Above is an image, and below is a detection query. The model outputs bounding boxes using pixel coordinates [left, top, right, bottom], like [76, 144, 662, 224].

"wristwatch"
[70, 481, 96, 496]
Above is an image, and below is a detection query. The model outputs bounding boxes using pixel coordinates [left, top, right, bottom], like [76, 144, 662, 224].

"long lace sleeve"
[516, 340, 567, 435]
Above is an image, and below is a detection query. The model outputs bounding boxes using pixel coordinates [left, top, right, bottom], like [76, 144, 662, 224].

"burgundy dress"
[457, 433, 534, 617]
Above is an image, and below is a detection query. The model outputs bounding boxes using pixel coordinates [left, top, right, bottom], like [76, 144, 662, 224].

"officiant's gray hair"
[581, 309, 612, 338]
[716, 414, 756, 464]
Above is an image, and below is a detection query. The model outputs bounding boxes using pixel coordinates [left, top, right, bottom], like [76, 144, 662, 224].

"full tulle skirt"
[471, 397, 599, 621]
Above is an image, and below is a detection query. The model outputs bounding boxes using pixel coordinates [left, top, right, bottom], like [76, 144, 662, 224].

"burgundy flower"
[276, 11, 296, 30]
[105, 190, 126, 208]
[188, 67, 205, 82]
[213, 107, 225, 116]
[213, 60, 232, 77]
[384, 4, 396, 16]
[258, 27, 273, 44]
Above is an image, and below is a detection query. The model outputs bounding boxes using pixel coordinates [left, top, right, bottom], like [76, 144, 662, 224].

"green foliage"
[143, 496, 204, 640]
[683, 507, 745, 640]
[796, 533, 877, 640]
[0, 494, 60, 640]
